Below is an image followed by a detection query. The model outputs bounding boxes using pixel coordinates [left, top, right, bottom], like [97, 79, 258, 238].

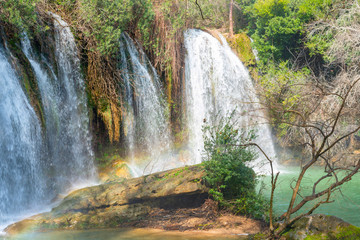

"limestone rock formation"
[5, 165, 208, 235]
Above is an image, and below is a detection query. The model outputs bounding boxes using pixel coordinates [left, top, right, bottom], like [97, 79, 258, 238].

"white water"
[250, 38, 260, 62]
[184, 29, 278, 172]
[39, 13, 96, 187]
[0, 40, 46, 230]
[0, 14, 97, 231]
[119, 33, 179, 176]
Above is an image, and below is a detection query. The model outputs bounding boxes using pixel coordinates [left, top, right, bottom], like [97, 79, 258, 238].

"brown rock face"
[5, 165, 208, 234]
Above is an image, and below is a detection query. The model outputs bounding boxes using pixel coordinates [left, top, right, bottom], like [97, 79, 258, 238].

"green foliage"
[219, 192, 269, 220]
[241, 0, 333, 63]
[202, 114, 268, 219]
[305, 32, 333, 60]
[258, 61, 309, 137]
[253, 0, 290, 20]
[294, 0, 332, 22]
[0, 0, 39, 32]
[249, 0, 304, 62]
[254, 16, 303, 61]
[79, 0, 154, 56]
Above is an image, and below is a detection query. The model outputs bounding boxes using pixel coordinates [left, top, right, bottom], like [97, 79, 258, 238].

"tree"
[229, 0, 234, 37]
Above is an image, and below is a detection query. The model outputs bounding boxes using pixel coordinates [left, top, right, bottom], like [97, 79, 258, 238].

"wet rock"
[5, 165, 208, 235]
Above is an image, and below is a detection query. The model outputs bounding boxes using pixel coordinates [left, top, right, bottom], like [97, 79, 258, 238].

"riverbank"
[5, 165, 265, 237]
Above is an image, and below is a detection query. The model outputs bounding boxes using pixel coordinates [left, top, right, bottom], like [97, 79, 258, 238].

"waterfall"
[184, 29, 278, 172]
[119, 33, 177, 176]
[21, 28, 96, 192]
[35, 13, 96, 188]
[0, 41, 46, 230]
[0, 13, 96, 230]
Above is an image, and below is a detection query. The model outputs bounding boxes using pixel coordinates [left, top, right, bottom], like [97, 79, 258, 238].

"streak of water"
[0, 40, 46, 229]
[119, 33, 178, 175]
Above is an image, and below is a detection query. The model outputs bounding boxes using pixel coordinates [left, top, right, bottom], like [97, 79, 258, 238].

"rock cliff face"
[5, 165, 208, 235]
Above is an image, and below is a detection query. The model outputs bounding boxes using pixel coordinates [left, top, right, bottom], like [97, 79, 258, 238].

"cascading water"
[119, 33, 177, 176]
[0, 14, 96, 231]
[184, 29, 278, 172]
[27, 13, 96, 188]
[0, 40, 46, 230]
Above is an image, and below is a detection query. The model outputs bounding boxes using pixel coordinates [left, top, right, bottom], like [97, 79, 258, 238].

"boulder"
[5, 165, 208, 235]
[283, 214, 360, 240]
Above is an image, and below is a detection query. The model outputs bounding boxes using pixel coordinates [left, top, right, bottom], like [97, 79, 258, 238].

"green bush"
[202, 114, 269, 219]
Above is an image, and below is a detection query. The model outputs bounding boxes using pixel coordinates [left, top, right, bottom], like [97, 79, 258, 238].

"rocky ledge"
[6, 165, 209, 235]
[283, 214, 360, 240]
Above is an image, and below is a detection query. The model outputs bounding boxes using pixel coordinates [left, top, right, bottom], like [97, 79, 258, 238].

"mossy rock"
[228, 33, 256, 67]
[5, 165, 208, 235]
[283, 214, 360, 240]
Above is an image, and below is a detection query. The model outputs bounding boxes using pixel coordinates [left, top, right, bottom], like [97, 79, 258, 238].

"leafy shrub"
[202, 114, 269, 219]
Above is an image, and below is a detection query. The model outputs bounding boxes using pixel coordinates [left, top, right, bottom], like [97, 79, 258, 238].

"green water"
[263, 166, 360, 226]
[3, 229, 245, 240]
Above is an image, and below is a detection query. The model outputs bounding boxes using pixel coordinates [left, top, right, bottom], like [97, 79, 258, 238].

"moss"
[248, 233, 267, 240]
[157, 167, 189, 181]
[304, 234, 327, 240]
[95, 147, 131, 182]
[166, 66, 173, 108]
[303, 224, 360, 240]
[104, 216, 126, 228]
[228, 33, 256, 67]
[331, 225, 360, 240]
[97, 100, 115, 143]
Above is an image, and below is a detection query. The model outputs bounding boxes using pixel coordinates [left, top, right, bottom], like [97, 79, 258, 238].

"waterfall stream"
[41, 13, 96, 187]
[119, 33, 177, 176]
[0, 40, 46, 230]
[184, 29, 278, 172]
[0, 14, 96, 231]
